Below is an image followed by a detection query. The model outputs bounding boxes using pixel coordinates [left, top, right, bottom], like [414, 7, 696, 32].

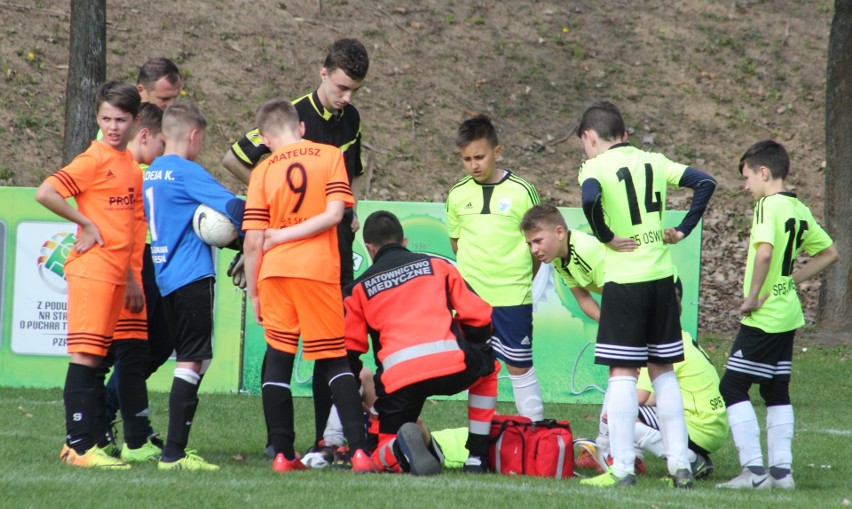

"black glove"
[227, 252, 246, 289]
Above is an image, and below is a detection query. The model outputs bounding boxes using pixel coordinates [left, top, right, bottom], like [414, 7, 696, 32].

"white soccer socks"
[509, 367, 544, 421]
[596, 390, 611, 458]
[607, 375, 638, 478]
[727, 401, 764, 469]
[322, 405, 346, 448]
[766, 404, 794, 471]
[634, 421, 666, 458]
[174, 367, 201, 385]
[652, 371, 691, 474]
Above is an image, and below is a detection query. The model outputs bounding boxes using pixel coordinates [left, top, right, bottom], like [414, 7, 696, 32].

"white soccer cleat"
[716, 467, 771, 489]
[573, 438, 607, 473]
[300, 451, 330, 469]
[769, 472, 795, 489]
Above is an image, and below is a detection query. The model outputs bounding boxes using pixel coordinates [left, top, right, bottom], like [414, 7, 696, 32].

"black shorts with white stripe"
[638, 405, 660, 430]
[489, 304, 534, 368]
[163, 276, 214, 363]
[724, 324, 794, 383]
[595, 277, 683, 367]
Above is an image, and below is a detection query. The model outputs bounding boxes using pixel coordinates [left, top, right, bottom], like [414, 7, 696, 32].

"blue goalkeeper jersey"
[143, 154, 241, 296]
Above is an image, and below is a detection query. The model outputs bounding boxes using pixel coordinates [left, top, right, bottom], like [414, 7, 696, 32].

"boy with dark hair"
[446, 114, 544, 425]
[136, 57, 183, 109]
[223, 38, 370, 454]
[36, 81, 142, 469]
[126, 103, 165, 165]
[243, 99, 370, 473]
[100, 102, 166, 463]
[575, 101, 716, 488]
[131, 60, 183, 384]
[143, 102, 244, 471]
[345, 211, 498, 475]
[716, 140, 838, 490]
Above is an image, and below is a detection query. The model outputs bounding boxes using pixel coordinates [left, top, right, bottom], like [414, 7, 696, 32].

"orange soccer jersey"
[45, 141, 143, 284]
[243, 139, 354, 284]
[45, 141, 143, 354]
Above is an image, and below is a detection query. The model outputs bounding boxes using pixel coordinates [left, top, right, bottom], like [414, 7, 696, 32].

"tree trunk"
[62, 0, 106, 165]
[820, 0, 852, 331]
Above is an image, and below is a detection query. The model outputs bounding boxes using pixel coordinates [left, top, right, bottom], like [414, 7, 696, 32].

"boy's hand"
[351, 213, 360, 233]
[664, 228, 685, 244]
[124, 278, 144, 313]
[606, 235, 638, 252]
[263, 228, 283, 253]
[739, 293, 769, 315]
[74, 223, 104, 254]
[250, 294, 262, 325]
[227, 252, 246, 289]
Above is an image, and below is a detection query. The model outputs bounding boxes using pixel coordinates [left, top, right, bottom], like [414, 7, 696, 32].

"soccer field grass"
[1, 337, 848, 509]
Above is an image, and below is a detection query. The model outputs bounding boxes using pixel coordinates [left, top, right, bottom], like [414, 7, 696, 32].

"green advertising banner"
[241, 201, 701, 404]
[0, 187, 244, 393]
[1, 189, 700, 403]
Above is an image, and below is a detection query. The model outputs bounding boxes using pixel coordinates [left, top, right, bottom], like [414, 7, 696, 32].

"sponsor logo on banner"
[12, 222, 74, 355]
[37, 232, 73, 293]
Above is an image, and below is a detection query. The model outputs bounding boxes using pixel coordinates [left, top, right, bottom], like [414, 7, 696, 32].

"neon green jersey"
[578, 145, 687, 284]
[637, 332, 728, 453]
[553, 230, 606, 292]
[446, 171, 539, 306]
[742, 193, 833, 333]
[430, 427, 469, 468]
[139, 163, 152, 245]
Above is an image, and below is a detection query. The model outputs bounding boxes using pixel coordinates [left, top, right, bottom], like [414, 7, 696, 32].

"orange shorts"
[113, 283, 147, 341]
[258, 277, 346, 360]
[66, 275, 125, 356]
[114, 241, 147, 341]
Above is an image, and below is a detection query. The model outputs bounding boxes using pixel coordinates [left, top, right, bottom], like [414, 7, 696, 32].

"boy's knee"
[759, 379, 791, 406]
[263, 347, 295, 383]
[719, 373, 751, 406]
[113, 340, 148, 373]
[505, 364, 532, 376]
[315, 356, 353, 381]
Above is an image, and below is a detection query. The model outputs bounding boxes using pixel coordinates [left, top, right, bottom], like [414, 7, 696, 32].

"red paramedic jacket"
[344, 243, 493, 393]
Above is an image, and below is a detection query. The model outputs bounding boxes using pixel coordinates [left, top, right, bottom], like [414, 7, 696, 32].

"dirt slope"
[0, 0, 835, 335]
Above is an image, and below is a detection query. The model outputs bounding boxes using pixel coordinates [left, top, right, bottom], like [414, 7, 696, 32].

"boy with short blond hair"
[36, 80, 143, 469]
[445, 114, 543, 422]
[521, 204, 606, 321]
[143, 101, 244, 471]
[716, 140, 838, 490]
[522, 204, 727, 479]
[243, 99, 370, 473]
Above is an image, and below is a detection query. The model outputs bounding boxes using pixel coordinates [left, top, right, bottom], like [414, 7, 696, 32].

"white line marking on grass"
[0, 430, 43, 438]
[0, 397, 62, 405]
[802, 427, 852, 437]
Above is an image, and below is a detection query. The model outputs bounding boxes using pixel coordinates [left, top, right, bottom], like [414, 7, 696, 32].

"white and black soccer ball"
[192, 204, 238, 247]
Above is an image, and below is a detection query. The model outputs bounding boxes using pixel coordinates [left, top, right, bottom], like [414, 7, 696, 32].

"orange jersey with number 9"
[243, 139, 354, 283]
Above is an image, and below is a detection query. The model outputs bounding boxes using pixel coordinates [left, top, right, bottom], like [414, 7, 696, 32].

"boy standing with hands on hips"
[36, 81, 144, 469]
[716, 140, 838, 490]
[575, 101, 716, 488]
